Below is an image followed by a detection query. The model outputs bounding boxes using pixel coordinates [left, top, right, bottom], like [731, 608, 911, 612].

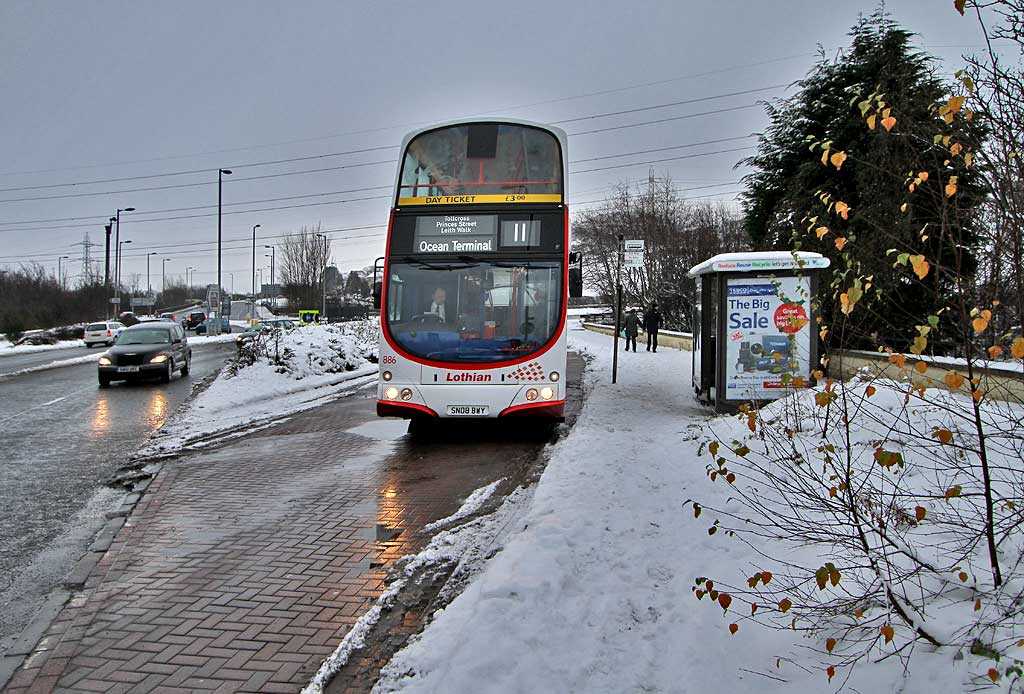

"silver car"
[84, 321, 126, 347]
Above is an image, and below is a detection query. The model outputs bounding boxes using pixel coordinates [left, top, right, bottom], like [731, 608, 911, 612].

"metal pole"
[104, 222, 112, 318]
[114, 210, 120, 289]
[252, 224, 260, 320]
[612, 235, 623, 384]
[216, 169, 232, 335]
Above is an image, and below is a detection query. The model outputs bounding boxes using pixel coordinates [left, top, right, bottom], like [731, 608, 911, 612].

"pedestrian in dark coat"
[623, 309, 639, 352]
[644, 302, 662, 352]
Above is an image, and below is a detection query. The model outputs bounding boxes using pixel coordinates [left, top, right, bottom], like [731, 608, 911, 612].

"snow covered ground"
[357, 322, 1017, 694]
[0, 338, 84, 355]
[140, 322, 379, 457]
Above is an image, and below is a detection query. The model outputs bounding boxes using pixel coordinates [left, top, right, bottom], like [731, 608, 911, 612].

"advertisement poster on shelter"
[723, 276, 812, 401]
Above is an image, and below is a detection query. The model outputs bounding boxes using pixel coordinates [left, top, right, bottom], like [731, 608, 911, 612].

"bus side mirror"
[568, 251, 583, 298]
[569, 267, 583, 298]
[372, 256, 385, 311]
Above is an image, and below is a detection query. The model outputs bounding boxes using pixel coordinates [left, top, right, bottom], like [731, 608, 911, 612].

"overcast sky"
[0, 0, 991, 294]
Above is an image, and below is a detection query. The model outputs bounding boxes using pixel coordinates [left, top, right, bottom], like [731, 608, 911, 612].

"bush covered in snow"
[229, 321, 378, 380]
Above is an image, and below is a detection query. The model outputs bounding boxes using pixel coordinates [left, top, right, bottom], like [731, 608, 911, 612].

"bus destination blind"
[413, 215, 497, 253]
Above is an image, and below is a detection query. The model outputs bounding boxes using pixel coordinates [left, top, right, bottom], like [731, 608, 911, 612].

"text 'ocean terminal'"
[413, 215, 498, 253]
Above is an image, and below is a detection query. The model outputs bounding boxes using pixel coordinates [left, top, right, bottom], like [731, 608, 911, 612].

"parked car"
[194, 316, 232, 335]
[183, 311, 206, 330]
[234, 319, 296, 349]
[84, 321, 126, 347]
[159, 313, 176, 322]
[97, 323, 191, 387]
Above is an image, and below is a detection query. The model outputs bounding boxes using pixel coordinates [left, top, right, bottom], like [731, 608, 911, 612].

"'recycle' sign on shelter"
[688, 251, 830, 413]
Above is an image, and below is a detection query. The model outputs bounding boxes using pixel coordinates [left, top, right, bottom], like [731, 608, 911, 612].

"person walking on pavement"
[623, 308, 639, 352]
[644, 302, 662, 352]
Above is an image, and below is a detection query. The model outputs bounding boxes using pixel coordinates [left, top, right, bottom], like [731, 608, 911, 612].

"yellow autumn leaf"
[866, 114, 876, 130]
[834, 201, 850, 220]
[830, 151, 848, 170]
[964, 151, 973, 167]
[900, 202, 908, 213]
[815, 226, 829, 239]
[881, 116, 896, 131]
[950, 142, 963, 156]
[918, 171, 929, 182]
[948, 95, 966, 114]
[945, 176, 958, 197]
[914, 360, 928, 374]
[821, 150, 829, 166]
[910, 255, 930, 279]
[1011, 337, 1024, 359]
[945, 371, 966, 389]
[835, 237, 847, 251]
[881, 625, 895, 643]
[988, 345, 1003, 359]
[972, 316, 989, 334]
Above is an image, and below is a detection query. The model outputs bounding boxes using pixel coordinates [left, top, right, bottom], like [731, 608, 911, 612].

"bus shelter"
[688, 251, 831, 413]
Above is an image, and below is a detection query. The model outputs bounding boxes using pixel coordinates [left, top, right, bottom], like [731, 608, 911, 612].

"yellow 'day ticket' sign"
[397, 193, 562, 206]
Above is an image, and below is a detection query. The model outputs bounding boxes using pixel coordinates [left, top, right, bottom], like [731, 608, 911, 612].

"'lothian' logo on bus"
[446, 372, 492, 382]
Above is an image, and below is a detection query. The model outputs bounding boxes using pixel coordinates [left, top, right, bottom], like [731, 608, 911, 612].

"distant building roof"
[687, 251, 831, 277]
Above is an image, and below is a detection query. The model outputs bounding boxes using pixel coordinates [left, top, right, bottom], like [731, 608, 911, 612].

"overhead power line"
[0, 53, 809, 179]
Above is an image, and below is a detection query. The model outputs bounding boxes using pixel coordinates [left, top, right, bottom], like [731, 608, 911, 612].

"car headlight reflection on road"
[150, 354, 169, 363]
[540, 386, 554, 400]
[98, 356, 111, 366]
[384, 386, 399, 400]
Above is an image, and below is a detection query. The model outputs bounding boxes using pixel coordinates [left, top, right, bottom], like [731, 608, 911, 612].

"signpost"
[206, 284, 221, 335]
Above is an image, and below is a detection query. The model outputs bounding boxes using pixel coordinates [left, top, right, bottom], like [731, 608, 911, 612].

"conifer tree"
[741, 11, 985, 350]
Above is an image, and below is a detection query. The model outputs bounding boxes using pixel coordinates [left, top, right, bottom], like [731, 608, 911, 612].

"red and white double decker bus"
[376, 118, 578, 421]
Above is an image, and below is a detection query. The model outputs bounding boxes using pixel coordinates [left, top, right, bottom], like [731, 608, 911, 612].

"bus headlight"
[384, 386, 399, 400]
[549, 371, 560, 382]
[400, 387, 413, 401]
[382, 371, 393, 381]
[540, 386, 555, 400]
[526, 388, 539, 401]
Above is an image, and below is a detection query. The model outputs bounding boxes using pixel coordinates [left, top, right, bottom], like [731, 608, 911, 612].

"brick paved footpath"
[4, 382, 558, 694]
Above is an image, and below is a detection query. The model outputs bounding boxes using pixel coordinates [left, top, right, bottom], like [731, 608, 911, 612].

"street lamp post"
[162, 258, 170, 297]
[186, 266, 195, 297]
[316, 233, 329, 321]
[146, 252, 157, 294]
[113, 207, 135, 290]
[251, 223, 261, 321]
[57, 255, 70, 291]
[263, 245, 275, 286]
[215, 168, 232, 336]
[117, 240, 131, 313]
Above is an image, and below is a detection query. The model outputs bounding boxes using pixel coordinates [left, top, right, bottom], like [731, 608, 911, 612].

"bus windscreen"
[397, 123, 563, 205]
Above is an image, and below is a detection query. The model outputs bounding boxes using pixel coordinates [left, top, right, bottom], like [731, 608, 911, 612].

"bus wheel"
[407, 417, 434, 438]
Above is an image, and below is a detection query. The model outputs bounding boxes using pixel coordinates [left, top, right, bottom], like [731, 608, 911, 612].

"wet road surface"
[0, 346, 96, 376]
[0, 342, 235, 652]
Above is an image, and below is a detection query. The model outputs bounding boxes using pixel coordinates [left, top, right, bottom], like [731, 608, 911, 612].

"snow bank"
[368, 325, 1011, 693]
[0, 339, 84, 356]
[141, 322, 379, 457]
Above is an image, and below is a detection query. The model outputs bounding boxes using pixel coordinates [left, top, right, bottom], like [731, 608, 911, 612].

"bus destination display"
[413, 215, 497, 253]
